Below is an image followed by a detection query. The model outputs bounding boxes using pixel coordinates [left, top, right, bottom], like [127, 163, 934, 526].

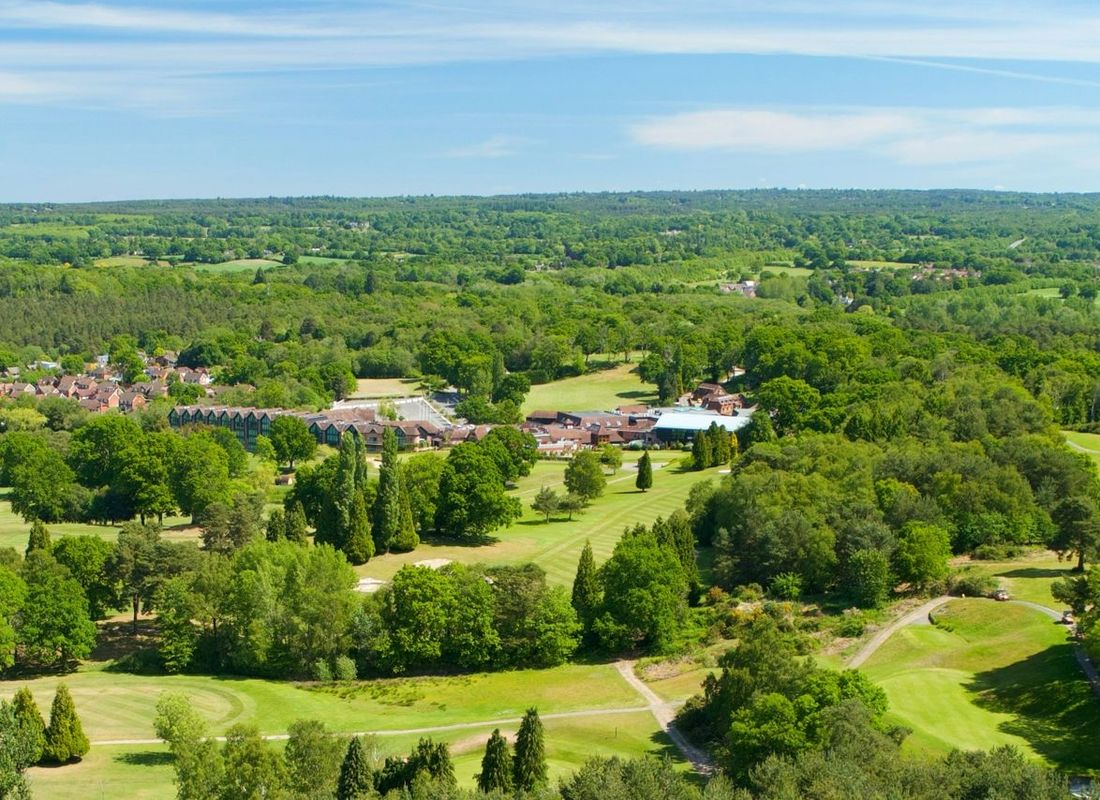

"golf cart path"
[847, 596, 1100, 699]
[614, 660, 714, 773]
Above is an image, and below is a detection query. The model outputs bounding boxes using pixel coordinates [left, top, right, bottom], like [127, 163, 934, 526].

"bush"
[946, 570, 998, 598]
[769, 573, 803, 601]
[837, 609, 866, 638]
[733, 583, 764, 602]
[333, 655, 357, 681]
[311, 659, 333, 682]
[972, 543, 1027, 561]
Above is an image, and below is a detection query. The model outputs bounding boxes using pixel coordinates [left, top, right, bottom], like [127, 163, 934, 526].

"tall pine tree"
[12, 688, 45, 766]
[512, 708, 547, 791]
[25, 520, 50, 555]
[317, 434, 373, 563]
[635, 451, 653, 492]
[571, 542, 601, 634]
[43, 685, 89, 763]
[374, 427, 418, 553]
[284, 500, 308, 544]
[336, 736, 373, 800]
[477, 729, 513, 793]
[691, 431, 712, 471]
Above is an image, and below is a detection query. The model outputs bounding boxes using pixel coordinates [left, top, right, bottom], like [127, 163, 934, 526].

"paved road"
[614, 660, 713, 773]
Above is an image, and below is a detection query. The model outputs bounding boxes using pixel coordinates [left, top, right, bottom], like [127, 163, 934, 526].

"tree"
[707, 422, 732, 466]
[110, 522, 161, 633]
[11, 688, 45, 766]
[434, 444, 521, 540]
[66, 414, 143, 488]
[155, 576, 199, 673]
[284, 501, 309, 544]
[559, 493, 587, 521]
[344, 492, 374, 565]
[8, 446, 78, 523]
[531, 486, 560, 522]
[571, 541, 601, 633]
[155, 692, 225, 800]
[222, 723, 287, 800]
[52, 535, 118, 619]
[25, 520, 50, 555]
[0, 567, 25, 670]
[595, 530, 687, 651]
[481, 427, 539, 481]
[43, 685, 89, 763]
[477, 729, 513, 794]
[1051, 495, 1100, 572]
[512, 708, 547, 791]
[564, 450, 606, 503]
[635, 451, 653, 492]
[373, 427, 413, 553]
[847, 548, 892, 608]
[895, 521, 952, 591]
[402, 453, 444, 535]
[18, 552, 97, 667]
[691, 431, 713, 471]
[336, 736, 374, 800]
[285, 719, 346, 800]
[0, 700, 34, 798]
[270, 416, 317, 470]
[254, 435, 278, 465]
[266, 508, 286, 542]
[598, 444, 623, 475]
[169, 433, 231, 521]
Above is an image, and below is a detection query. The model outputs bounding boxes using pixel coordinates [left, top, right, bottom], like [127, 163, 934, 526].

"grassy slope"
[357, 452, 719, 586]
[1063, 430, 1100, 469]
[522, 362, 657, 414]
[862, 600, 1100, 773]
[15, 663, 676, 799]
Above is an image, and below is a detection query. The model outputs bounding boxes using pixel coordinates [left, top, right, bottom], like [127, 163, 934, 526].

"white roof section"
[652, 410, 753, 433]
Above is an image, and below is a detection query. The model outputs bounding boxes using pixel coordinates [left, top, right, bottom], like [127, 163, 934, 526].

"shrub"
[769, 573, 803, 601]
[311, 659, 333, 682]
[837, 609, 866, 638]
[972, 543, 1026, 561]
[733, 583, 764, 602]
[946, 570, 998, 598]
[333, 655, 357, 682]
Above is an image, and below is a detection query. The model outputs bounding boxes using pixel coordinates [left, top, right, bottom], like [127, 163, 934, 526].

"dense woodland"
[1, 191, 1099, 797]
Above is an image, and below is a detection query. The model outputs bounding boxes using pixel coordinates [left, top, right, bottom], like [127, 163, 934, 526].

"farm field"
[522, 362, 656, 414]
[12, 662, 686, 799]
[861, 599, 1100, 774]
[846, 259, 913, 269]
[357, 451, 718, 586]
[191, 258, 283, 273]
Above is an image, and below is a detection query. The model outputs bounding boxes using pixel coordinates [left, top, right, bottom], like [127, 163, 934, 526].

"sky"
[3, 0, 1100, 201]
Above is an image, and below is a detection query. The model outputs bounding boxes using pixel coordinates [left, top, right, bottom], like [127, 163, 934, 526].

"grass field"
[758, 266, 812, 277]
[351, 377, 423, 398]
[846, 260, 913, 270]
[0, 490, 200, 554]
[358, 451, 717, 586]
[522, 362, 656, 414]
[954, 550, 1077, 607]
[862, 600, 1100, 773]
[1063, 430, 1100, 469]
[191, 258, 283, 273]
[12, 662, 682, 798]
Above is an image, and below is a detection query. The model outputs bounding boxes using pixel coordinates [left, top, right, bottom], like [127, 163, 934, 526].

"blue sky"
[2, 0, 1100, 200]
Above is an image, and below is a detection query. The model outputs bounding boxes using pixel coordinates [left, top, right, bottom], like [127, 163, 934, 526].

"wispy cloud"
[630, 106, 1100, 166]
[445, 134, 531, 158]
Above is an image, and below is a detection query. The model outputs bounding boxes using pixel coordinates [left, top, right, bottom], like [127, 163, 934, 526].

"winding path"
[614, 660, 713, 773]
[847, 596, 1100, 700]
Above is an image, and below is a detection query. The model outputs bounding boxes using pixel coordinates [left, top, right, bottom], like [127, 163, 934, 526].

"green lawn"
[1063, 430, 1100, 469]
[862, 599, 1100, 773]
[0, 490, 199, 554]
[357, 452, 717, 586]
[955, 550, 1077, 608]
[846, 260, 913, 270]
[522, 362, 656, 414]
[12, 662, 676, 799]
[351, 377, 423, 398]
[192, 258, 283, 273]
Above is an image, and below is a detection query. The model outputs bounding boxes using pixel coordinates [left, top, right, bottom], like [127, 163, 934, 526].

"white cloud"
[630, 106, 1100, 167]
[445, 134, 530, 158]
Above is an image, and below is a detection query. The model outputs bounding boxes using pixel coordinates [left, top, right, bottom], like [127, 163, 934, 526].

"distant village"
[1, 350, 754, 456]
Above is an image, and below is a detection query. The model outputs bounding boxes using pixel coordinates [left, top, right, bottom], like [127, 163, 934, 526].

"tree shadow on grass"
[997, 567, 1073, 580]
[648, 730, 706, 786]
[966, 643, 1100, 772]
[114, 751, 173, 767]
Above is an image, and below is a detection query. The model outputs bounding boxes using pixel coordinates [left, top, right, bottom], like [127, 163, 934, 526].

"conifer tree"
[373, 427, 404, 553]
[284, 501, 308, 544]
[512, 708, 547, 791]
[344, 492, 374, 565]
[571, 542, 601, 633]
[691, 432, 712, 471]
[477, 729, 513, 794]
[531, 486, 561, 522]
[392, 490, 419, 552]
[12, 688, 45, 766]
[43, 685, 89, 763]
[336, 736, 373, 800]
[635, 451, 653, 492]
[265, 508, 286, 542]
[707, 422, 731, 466]
[25, 520, 50, 555]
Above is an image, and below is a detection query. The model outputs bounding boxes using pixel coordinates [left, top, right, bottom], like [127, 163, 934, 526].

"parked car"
[1062, 610, 1075, 625]
[993, 589, 1010, 601]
